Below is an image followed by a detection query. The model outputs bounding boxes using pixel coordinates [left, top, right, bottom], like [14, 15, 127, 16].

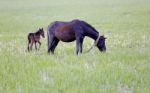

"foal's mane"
[35, 30, 40, 34]
[35, 29, 42, 35]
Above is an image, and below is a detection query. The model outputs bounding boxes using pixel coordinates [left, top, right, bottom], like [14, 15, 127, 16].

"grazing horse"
[47, 19, 106, 55]
[27, 28, 45, 51]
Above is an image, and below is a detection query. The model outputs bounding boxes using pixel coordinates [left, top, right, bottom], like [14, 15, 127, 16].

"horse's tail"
[47, 21, 58, 49]
[47, 22, 56, 51]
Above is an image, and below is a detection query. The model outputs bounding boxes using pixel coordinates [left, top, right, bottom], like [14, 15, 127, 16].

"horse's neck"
[86, 29, 99, 41]
[80, 21, 99, 41]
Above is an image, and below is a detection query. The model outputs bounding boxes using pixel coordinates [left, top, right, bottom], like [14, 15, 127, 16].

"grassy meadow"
[0, 0, 150, 93]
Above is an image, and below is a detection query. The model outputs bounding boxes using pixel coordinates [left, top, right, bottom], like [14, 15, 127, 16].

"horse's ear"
[101, 35, 106, 39]
[103, 36, 107, 39]
[100, 35, 104, 38]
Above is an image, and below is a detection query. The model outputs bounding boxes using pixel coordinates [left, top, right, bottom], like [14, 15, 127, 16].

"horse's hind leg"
[51, 38, 59, 54]
[48, 37, 59, 54]
[48, 34, 55, 53]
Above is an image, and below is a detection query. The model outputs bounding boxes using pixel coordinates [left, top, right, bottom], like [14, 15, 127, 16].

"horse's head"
[96, 35, 106, 52]
[39, 28, 45, 38]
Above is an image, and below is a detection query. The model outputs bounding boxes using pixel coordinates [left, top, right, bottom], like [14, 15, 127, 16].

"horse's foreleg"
[76, 36, 84, 55]
[76, 39, 82, 55]
[80, 37, 84, 53]
[76, 40, 80, 55]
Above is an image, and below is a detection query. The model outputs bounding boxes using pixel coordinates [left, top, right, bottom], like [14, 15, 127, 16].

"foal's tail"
[27, 34, 31, 51]
[28, 36, 31, 43]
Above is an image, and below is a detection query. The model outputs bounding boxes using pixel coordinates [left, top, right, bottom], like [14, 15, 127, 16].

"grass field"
[0, 0, 150, 93]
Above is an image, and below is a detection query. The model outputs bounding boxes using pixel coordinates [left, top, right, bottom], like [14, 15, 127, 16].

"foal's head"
[96, 35, 106, 52]
[38, 28, 45, 38]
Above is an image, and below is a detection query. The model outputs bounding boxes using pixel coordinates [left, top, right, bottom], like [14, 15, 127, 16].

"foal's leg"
[30, 41, 33, 51]
[27, 37, 31, 52]
[38, 41, 41, 50]
[27, 41, 30, 52]
[35, 42, 37, 50]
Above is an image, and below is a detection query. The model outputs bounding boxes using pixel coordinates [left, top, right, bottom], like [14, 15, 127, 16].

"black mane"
[81, 20, 98, 33]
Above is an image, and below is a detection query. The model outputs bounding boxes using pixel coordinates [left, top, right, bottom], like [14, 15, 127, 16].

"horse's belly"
[61, 38, 75, 42]
[55, 30, 75, 42]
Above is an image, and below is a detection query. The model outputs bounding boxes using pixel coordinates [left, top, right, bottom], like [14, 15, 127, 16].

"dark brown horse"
[27, 28, 45, 51]
[47, 19, 106, 55]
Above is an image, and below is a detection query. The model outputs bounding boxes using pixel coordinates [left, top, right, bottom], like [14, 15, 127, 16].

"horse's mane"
[80, 20, 98, 33]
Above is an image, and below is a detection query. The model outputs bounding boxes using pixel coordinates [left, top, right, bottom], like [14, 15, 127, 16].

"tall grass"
[0, 0, 150, 93]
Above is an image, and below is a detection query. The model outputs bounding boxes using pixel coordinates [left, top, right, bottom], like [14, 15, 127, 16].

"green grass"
[0, 0, 150, 93]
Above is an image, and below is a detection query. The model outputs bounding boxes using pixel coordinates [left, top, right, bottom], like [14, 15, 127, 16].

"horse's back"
[47, 19, 84, 42]
[54, 23, 76, 42]
[48, 19, 82, 32]
[48, 21, 68, 32]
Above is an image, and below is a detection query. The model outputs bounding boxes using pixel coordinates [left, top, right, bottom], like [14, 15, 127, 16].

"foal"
[27, 28, 45, 51]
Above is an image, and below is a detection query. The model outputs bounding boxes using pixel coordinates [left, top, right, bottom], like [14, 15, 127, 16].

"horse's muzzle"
[100, 47, 106, 52]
